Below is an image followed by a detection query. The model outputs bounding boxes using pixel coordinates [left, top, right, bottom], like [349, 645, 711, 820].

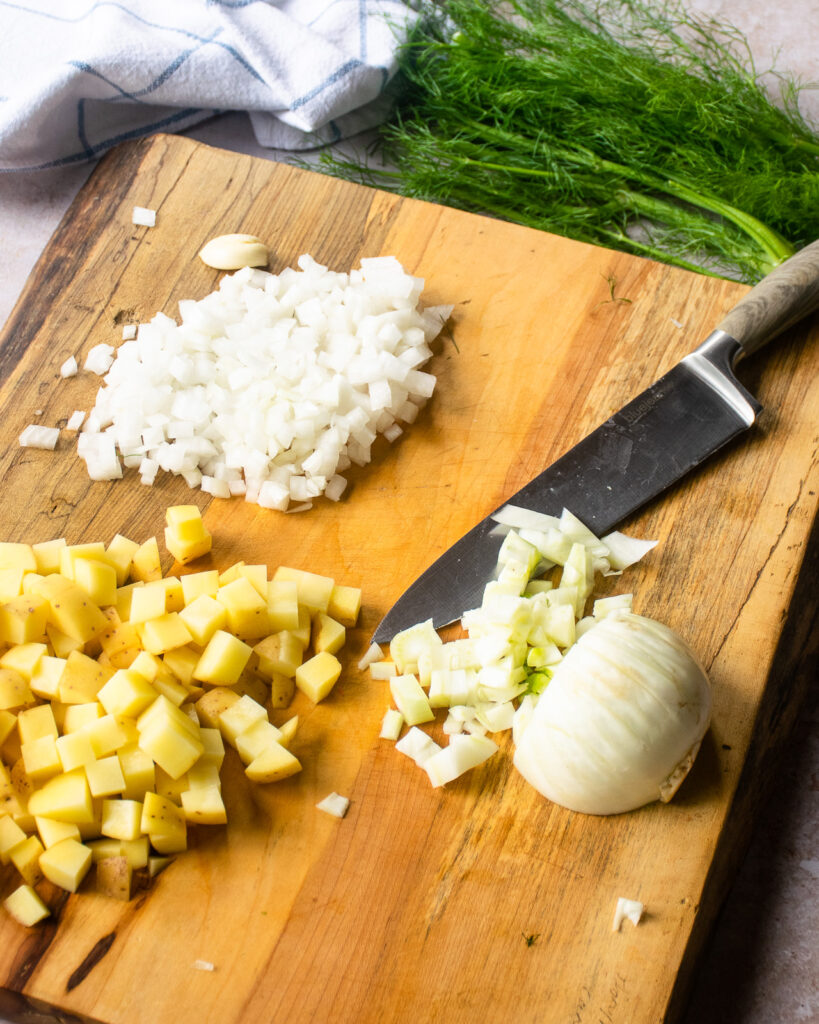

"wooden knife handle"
[717, 238, 819, 357]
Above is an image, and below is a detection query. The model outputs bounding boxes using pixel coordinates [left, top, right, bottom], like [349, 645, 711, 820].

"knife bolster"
[683, 330, 761, 425]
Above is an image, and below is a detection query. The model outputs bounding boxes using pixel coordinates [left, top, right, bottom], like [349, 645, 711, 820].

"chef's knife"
[373, 239, 819, 644]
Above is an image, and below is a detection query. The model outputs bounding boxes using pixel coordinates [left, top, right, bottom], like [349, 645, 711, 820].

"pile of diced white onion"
[76, 255, 452, 511]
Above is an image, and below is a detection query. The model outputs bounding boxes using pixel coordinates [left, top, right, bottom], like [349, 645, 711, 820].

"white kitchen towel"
[0, 0, 418, 172]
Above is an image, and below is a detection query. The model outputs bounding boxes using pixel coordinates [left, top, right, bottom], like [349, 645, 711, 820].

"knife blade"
[373, 239, 819, 644]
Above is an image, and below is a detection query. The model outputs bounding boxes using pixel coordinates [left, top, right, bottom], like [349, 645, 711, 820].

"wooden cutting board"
[0, 134, 816, 1024]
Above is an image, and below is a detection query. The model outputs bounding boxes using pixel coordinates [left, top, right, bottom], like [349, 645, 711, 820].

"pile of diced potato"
[0, 505, 361, 926]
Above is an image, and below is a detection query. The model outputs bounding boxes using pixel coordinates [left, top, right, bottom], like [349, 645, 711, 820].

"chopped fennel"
[357, 643, 383, 671]
[379, 708, 404, 740]
[373, 508, 661, 793]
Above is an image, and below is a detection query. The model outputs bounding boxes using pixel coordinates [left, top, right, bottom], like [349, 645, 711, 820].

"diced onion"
[612, 897, 644, 931]
[74, 257, 451, 508]
[60, 356, 78, 378]
[316, 792, 350, 818]
[84, 344, 115, 375]
[132, 206, 156, 227]
[19, 425, 59, 450]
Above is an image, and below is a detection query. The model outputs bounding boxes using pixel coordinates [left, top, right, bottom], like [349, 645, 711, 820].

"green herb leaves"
[322, 0, 819, 283]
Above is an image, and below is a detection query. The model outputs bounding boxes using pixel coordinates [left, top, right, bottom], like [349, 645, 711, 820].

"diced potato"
[0, 814, 27, 863]
[0, 765, 27, 822]
[295, 652, 342, 703]
[180, 570, 220, 604]
[198, 728, 225, 767]
[253, 631, 303, 679]
[233, 667, 269, 706]
[272, 566, 334, 614]
[97, 854, 132, 900]
[0, 709, 17, 747]
[59, 543, 108, 580]
[4, 884, 50, 926]
[97, 668, 159, 719]
[139, 613, 193, 655]
[55, 731, 96, 772]
[0, 668, 35, 711]
[106, 534, 140, 586]
[30, 655, 65, 701]
[217, 578, 270, 640]
[148, 855, 173, 878]
[245, 742, 302, 784]
[138, 714, 203, 780]
[120, 836, 150, 870]
[269, 670, 296, 709]
[194, 687, 240, 729]
[291, 606, 312, 648]
[161, 577, 185, 613]
[0, 569, 25, 602]
[0, 595, 49, 646]
[186, 759, 221, 791]
[1, 642, 47, 681]
[72, 558, 117, 609]
[98, 613, 142, 670]
[137, 695, 199, 739]
[128, 581, 168, 625]
[17, 704, 58, 744]
[100, 798, 143, 841]
[38, 576, 109, 643]
[237, 564, 267, 599]
[10, 834, 45, 886]
[218, 694, 269, 746]
[46, 623, 84, 659]
[161, 645, 199, 686]
[276, 715, 299, 749]
[327, 584, 362, 627]
[266, 579, 300, 631]
[118, 745, 156, 800]
[140, 792, 187, 854]
[39, 837, 92, 892]
[32, 538, 67, 574]
[83, 714, 131, 758]
[164, 505, 212, 565]
[27, 768, 95, 824]
[0, 543, 37, 573]
[57, 650, 113, 704]
[179, 594, 227, 647]
[311, 612, 346, 655]
[193, 630, 252, 686]
[21, 735, 62, 784]
[180, 785, 226, 825]
[151, 673, 190, 707]
[61, 702, 103, 734]
[234, 719, 283, 765]
[35, 816, 81, 849]
[86, 756, 126, 798]
[130, 537, 162, 583]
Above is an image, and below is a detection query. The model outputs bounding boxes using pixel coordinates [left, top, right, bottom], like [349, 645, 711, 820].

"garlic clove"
[198, 234, 270, 270]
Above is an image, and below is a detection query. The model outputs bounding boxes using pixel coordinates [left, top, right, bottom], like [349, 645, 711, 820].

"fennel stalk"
[320, 0, 819, 283]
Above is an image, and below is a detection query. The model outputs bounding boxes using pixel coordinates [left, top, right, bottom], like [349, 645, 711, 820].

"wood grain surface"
[0, 134, 816, 1024]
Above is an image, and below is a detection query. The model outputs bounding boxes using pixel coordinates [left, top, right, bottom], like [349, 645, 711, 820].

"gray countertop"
[0, 2, 816, 1021]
